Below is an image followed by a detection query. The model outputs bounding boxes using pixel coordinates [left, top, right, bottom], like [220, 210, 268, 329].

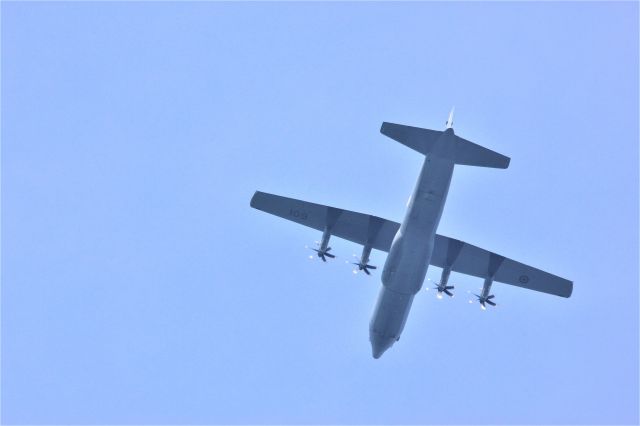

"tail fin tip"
[446, 107, 455, 129]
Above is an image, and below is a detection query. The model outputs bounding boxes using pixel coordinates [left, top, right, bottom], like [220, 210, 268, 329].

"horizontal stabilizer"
[380, 122, 510, 169]
[381, 122, 442, 156]
[454, 135, 510, 169]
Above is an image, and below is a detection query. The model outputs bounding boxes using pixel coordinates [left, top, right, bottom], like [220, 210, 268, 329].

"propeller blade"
[487, 295, 495, 300]
[368, 265, 377, 270]
[445, 285, 454, 290]
[325, 253, 335, 259]
[444, 289, 453, 297]
[364, 268, 371, 276]
[486, 300, 497, 306]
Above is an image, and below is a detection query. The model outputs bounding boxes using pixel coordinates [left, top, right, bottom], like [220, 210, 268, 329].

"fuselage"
[369, 128, 456, 358]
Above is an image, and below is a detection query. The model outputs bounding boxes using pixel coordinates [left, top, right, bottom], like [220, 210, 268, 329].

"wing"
[250, 191, 399, 252]
[431, 234, 573, 297]
[251, 191, 572, 297]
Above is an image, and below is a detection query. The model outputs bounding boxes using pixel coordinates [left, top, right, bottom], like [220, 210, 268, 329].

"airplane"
[250, 109, 573, 359]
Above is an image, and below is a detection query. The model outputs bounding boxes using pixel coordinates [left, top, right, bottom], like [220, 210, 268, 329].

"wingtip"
[250, 190, 261, 208]
[564, 281, 574, 298]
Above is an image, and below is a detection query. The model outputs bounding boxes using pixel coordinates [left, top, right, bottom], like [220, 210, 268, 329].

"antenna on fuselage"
[445, 106, 455, 129]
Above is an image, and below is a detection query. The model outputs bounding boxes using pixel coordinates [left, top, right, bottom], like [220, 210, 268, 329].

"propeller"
[346, 255, 377, 275]
[352, 261, 377, 275]
[434, 283, 455, 298]
[312, 247, 335, 262]
[431, 266, 454, 298]
[427, 277, 454, 298]
[473, 293, 496, 310]
[305, 242, 335, 262]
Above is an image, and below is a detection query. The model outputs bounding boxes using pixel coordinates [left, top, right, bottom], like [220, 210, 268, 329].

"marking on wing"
[289, 209, 308, 220]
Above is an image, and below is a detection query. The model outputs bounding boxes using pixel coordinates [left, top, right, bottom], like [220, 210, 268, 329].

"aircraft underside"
[250, 111, 573, 358]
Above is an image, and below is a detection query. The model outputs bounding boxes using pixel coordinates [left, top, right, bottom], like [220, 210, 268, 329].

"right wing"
[250, 191, 399, 252]
[250, 191, 572, 297]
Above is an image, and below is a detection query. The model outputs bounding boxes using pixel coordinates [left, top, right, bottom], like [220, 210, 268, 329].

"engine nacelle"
[476, 276, 496, 309]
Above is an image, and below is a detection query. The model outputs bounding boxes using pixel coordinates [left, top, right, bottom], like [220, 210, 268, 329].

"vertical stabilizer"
[445, 107, 455, 129]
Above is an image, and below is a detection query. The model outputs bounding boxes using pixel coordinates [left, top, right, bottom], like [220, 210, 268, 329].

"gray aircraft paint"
[371, 130, 456, 358]
[250, 111, 572, 359]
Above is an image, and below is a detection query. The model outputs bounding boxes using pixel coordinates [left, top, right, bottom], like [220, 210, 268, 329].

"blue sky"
[2, 2, 638, 424]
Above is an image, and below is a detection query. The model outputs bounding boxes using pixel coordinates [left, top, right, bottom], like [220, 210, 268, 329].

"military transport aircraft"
[250, 110, 573, 359]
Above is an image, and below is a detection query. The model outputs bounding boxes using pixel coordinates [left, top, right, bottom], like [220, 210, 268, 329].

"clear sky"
[2, 2, 638, 425]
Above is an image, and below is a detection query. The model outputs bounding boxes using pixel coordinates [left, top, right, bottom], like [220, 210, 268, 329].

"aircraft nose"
[370, 333, 395, 359]
[372, 347, 384, 359]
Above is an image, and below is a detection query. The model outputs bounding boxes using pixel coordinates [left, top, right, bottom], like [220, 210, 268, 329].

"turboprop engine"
[474, 277, 497, 309]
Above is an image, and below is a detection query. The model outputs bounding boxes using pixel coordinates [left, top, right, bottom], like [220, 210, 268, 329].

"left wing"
[250, 191, 399, 252]
[250, 191, 572, 297]
[430, 234, 573, 297]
